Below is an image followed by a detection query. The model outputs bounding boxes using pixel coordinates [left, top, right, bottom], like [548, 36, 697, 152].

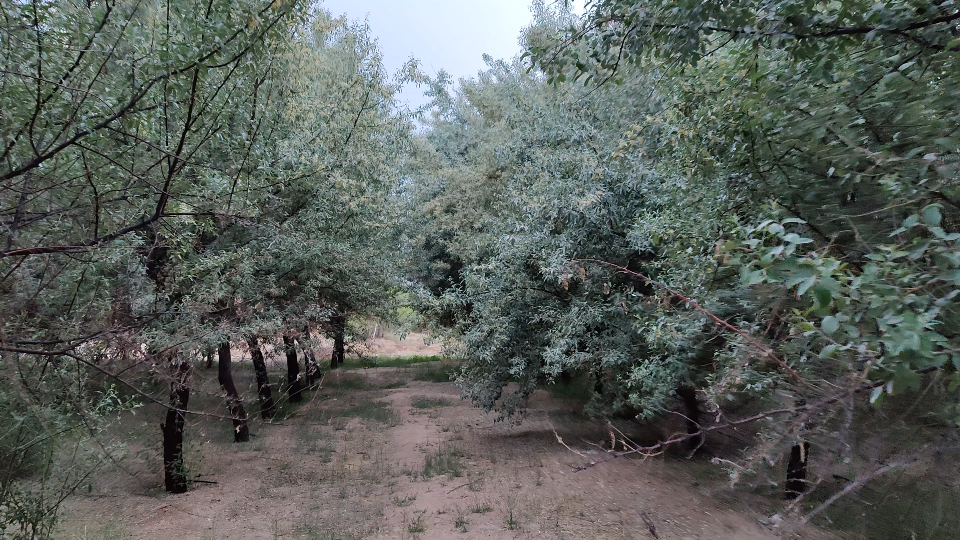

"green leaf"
[796, 276, 817, 296]
[891, 366, 922, 394]
[922, 205, 942, 227]
[821, 315, 839, 335]
[814, 286, 833, 309]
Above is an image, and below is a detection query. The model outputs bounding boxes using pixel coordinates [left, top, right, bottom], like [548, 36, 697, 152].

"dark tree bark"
[217, 342, 250, 442]
[593, 364, 604, 396]
[785, 442, 811, 499]
[245, 336, 276, 419]
[283, 334, 304, 402]
[330, 313, 346, 369]
[676, 386, 705, 451]
[301, 326, 321, 387]
[204, 348, 214, 369]
[162, 360, 191, 493]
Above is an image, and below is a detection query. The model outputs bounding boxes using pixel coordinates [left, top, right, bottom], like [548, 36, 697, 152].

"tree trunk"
[204, 348, 214, 369]
[593, 364, 604, 396]
[676, 386, 704, 451]
[302, 326, 321, 387]
[217, 342, 250, 442]
[785, 442, 811, 499]
[330, 313, 346, 369]
[283, 334, 304, 402]
[162, 360, 191, 493]
[245, 336, 276, 419]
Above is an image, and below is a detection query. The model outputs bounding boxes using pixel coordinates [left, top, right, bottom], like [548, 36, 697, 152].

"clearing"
[57, 357, 832, 540]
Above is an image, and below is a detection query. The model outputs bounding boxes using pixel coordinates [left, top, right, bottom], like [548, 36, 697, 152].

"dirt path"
[57, 364, 831, 539]
[369, 378, 787, 540]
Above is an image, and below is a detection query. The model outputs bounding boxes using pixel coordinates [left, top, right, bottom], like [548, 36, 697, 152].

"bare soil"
[57, 356, 835, 540]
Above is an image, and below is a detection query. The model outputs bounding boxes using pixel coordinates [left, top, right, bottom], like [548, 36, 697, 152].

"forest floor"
[56, 348, 836, 540]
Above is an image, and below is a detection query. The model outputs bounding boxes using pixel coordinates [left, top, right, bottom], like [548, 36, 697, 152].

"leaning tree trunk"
[283, 334, 304, 402]
[330, 313, 346, 369]
[301, 326, 321, 387]
[162, 359, 191, 493]
[217, 343, 250, 442]
[785, 441, 811, 499]
[245, 336, 276, 419]
[676, 386, 705, 452]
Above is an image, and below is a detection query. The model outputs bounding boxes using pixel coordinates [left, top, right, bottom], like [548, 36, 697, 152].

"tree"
[520, 0, 960, 520]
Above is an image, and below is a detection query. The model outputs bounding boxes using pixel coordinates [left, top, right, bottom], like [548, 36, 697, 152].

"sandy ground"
[57, 360, 834, 540]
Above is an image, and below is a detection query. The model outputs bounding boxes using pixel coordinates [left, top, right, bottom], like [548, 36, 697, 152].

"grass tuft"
[341, 355, 445, 370]
[410, 396, 452, 409]
[422, 443, 465, 479]
[412, 362, 458, 383]
[341, 401, 400, 426]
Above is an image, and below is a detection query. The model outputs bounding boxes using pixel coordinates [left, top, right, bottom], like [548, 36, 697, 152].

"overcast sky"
[320, 0, 583, 107]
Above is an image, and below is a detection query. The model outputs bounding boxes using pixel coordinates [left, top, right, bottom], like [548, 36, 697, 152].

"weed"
[66, 523, 129, 539]
[393, 494, 416, 507]
[341, 401, 400, 426]
[412, 362, 458, 383]
[410, 396, 452, 409]
[422, 444, 465, 479]
[454, 513, 469, 533]
[505, 496, 521, 531]
[291, 523, 364, 540]
[505, 508, 521, 531]
[470, 503, 492, 514]
[406, 511, 427, 534]
[467, 471, 485, 491]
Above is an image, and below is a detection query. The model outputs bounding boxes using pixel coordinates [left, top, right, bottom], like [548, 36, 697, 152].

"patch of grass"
[393, 494, 416, 507]
[410, 396, 452, 409]
[413, 362, 458, 383]
[453, 513, 469, 533]
[291, 524, 364, 540]
[66, 523, 129, 540]
[341, 401, 400, 426]
[505, 508, 521, 531]
[327, 376, 378, 391]
[341, 355, 445, 370]
[406, 511, 427, 534]
[462, 470, 485, 492]
[422, 444, 465, 479]
[504, 496, 521, 531]
[470, 503, 492, 514]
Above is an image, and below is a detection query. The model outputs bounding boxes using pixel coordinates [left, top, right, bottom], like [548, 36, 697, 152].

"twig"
[800, 459, 916, 524]
[640, 511, 659, 539]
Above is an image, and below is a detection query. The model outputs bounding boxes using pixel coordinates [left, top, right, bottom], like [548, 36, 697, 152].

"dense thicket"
[404, 0, 959, 527]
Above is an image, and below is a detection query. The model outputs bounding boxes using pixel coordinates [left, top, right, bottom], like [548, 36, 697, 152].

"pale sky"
[320, 0, 584, 108]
